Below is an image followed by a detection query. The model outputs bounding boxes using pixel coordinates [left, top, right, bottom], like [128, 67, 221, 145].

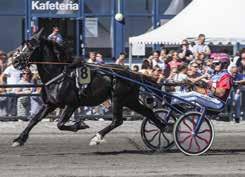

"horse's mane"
[41, 38, 73, 63]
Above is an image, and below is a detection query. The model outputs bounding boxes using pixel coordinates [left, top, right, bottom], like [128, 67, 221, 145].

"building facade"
[0, 0, 191, 58]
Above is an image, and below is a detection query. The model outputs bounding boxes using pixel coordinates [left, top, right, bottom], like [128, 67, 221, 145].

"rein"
[29, 61, 131, 72]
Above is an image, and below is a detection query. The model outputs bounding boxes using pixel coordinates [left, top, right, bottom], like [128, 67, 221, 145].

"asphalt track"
[0, 120, 245, 177]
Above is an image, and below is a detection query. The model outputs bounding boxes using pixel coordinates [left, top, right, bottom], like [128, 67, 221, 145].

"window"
[159, 0, 191, 15]
[84, 0, 112, 14]
[124, 16, 153, 56]
[125, 0, 152, 14]
[85, 17, 112, 58]
[0, 16, 24, 52]
[124, 16, 152, 47]
[0, 0, 25, 14]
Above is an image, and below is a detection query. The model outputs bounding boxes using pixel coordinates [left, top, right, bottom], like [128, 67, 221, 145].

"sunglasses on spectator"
[213, 62, 221, 66]
[23, 73, 31, 75]
[192, 65, 199, 68]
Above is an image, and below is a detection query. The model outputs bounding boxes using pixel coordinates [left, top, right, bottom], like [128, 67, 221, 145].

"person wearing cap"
[48, 27, 63, 45]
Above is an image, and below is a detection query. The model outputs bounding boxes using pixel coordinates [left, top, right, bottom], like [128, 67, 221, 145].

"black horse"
[12, 29, 165, 147]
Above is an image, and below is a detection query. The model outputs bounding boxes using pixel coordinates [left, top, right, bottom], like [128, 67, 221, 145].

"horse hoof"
[11, 142, 21, 147]
[89, 133, 106, 146]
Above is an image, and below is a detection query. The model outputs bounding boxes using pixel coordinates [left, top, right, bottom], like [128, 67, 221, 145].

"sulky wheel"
[173, 112, 214, 156]
[141, 109, 176, 151]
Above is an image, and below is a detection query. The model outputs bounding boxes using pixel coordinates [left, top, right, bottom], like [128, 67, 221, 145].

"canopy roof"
[129, 0, 245, 45]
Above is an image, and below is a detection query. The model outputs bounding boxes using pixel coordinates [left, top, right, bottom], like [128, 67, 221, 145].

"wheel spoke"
[196, 135, 209, 145]
[194, 136, 201, 152]
[183, 119, 192, 131]
[145, 129, 159, 133]
[148, 131, 160, 143]
[191, 115, 196, 129]
[161, 131, 170, 146]
[187, 137, 193, 151]
[158, 132, 161, 148]
[178, 130, 191, 134]
[179, 134, 192, 144]
[198, 129, 211, 134]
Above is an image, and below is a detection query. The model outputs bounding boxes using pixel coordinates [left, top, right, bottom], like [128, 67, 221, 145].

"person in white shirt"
[48, 27, 63, 45]
[1, 57, 22, 116]
[192, 34, 211, 58]
[87, 51, 98, 64]
[151, 51, 166, 70]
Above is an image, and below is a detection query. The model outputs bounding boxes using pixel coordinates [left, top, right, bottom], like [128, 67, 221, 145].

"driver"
[169, 57, 233, 110]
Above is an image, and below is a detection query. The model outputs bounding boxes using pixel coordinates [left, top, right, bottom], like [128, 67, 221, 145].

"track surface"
[1, 121, 245, 177]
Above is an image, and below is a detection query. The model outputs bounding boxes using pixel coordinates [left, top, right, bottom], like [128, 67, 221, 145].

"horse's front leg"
[12, 104, 56, 147]
[57, 106, 89, 132]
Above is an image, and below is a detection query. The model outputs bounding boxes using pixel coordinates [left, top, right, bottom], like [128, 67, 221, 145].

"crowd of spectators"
[0, 33, 244, 122]
[128, 34, 245, 122]
[0, 50, 42, 119]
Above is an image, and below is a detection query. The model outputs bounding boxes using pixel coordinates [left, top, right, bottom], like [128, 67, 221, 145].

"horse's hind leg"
[57, 106, 89, 132]
[89, 96, 123, 146]
[12, 104, 56, 147]
[126, 99, 166, 131]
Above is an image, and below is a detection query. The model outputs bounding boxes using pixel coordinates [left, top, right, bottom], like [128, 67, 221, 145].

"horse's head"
[13, 28, 44, 70]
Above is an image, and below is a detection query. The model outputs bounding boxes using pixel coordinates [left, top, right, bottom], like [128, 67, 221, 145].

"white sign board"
[132, 43, 145, 56]
[85, 18, 98, 38]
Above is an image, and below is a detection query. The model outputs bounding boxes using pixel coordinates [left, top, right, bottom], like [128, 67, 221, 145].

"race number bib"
[77, 66, 91, 84]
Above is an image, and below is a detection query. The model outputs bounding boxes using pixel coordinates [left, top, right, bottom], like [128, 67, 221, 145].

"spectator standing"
[1, 57, 22, 116]
[115, 52, 126, 65]
[178, 39, 194, 63]
[15, 69, 33, 118]
[152, 51, 165, 70]
[87, 51, 98, 64]
[192, 34, 211, 58]
[229, 65, 243, 123]
[95, 52, 105, 64]
[0, 50, 7, 74]
[48, 27, 63, 45]
[132, 65, 139, 72]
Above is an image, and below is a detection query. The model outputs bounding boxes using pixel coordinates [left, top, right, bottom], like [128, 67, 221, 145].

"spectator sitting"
[192, 34, 211, 58]
[15, 68, 33, 118]
[48, 27, 63, 45]
[115, 52, 126, 65]
[172, 64, 188, 92]
[168, 51, 183, 69]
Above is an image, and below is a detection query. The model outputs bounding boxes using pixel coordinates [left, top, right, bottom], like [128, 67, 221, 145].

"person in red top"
[209, 58, 233, 102]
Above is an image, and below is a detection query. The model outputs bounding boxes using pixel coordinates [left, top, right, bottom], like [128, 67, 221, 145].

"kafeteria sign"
[32, 1, 79, 11]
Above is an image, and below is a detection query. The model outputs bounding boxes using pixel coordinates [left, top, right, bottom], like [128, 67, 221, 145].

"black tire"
[141, 109, 176, 151]
[173, 112, 214, 156]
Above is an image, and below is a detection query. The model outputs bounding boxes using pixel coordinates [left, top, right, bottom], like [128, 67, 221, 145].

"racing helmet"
[211, 53, 230, 69]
